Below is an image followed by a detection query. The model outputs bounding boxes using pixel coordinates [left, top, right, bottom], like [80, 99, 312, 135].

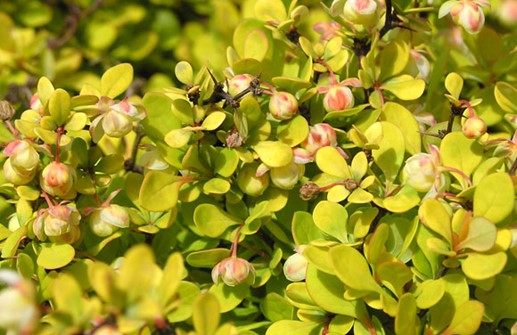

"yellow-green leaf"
[100, 63, 134, 98]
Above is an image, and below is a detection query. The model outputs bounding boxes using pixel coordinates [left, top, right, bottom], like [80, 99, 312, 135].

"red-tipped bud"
[302, 123, 337, 154]
[343, 0, 379, 26]
[440, 0, 490, 34]
[269, 92, 299, 120]
[33, 205, 81, 243]
[462, 116, 487, 139]
[212, 257, 256, 287]
[237, 163, 270, 196]
[40, 162, 75, 198]
[227, 74, 254, 97]
[323, 85, 354, 112]
[283, 248, 308, 282]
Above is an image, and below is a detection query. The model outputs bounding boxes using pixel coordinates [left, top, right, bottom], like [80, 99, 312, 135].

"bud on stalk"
[269, 91, 299, 120]
[211, 257, 256, 287]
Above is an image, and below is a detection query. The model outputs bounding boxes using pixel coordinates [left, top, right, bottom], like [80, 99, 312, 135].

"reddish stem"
[230, 224, 245, 258]
[55, 127, 64, 164]
[5, 120, 19, 138]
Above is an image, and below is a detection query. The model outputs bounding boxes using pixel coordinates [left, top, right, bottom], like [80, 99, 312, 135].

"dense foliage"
[1, 0, 517, 334]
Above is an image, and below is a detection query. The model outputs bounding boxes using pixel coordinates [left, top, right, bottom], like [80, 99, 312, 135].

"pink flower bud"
[313, 22, 341, 41]
[403, 153, 437, 192]
[462, 116, 487, 139]
[269, 92, 299, 120]
[283, 250, 308, 282]
[0, 270, 38, 334]
[89, 204, 129, 237]
[323, 85, 354, 112]
[440, 0, 490, 34]
[29, 93, 43, 114]
[110, 99, 146, 121]
[7, 141, 39, 177]
[343, 0, 379, 26]
[410, 50, 431, 81]
[227, 74, 254, 97]
[302, 123, 338, 154]
[211, 257, 256, 286]
[40, 162, 75, 198]
[33, 205, 81, 243]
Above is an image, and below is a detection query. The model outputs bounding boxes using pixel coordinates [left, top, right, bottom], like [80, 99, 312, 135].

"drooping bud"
[33, 205, 81, 243]
[403, 153, 437, 192]
[211, 257, 256, 287]
[102, 110, 133, 138]
[283, 246, 308, 282]
[89, 204, 130, 237]
[0, 101, 15, 121]
[462, 115, 487, 139]
[269, 92, 299, 120]
[343, 0, 379, 26]
[40, 162, 75, 198]
[0, 270, 39, 335]
[323, 85, 354, 112]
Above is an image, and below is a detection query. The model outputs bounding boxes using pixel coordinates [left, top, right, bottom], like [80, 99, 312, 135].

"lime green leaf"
[142, 93, 181, 142]
[379, 40, 410, 81]
[377, 262, 412, 298]
[303, 245, 335, 275]
[165, 128, 192, 148]
[244, 29, 269, 61]
[209, 282, 250, 313]
[441, 132, 483, 179]
[175, 61, 194, 84]
[382, 184, 420, 213]
[476, 274, 517, 323]
[51, 274, 85, 323]
[443, 300, 484, 335]
[139, 171, 183, 211]
[194, 204, 241, 238]
[456, 216, 496, 252]
[329, 245, 381, 295]
[119, 245, 160, 305]
[415, 279, 445, 309]
[315, 146, 350, 179]
[254, 141, 293, 167]
[37, 243, 75, 270]
[201, 111, 226, 131]
[203, 178, 231, 195]
[462, 252, 507, 280]
[214, 148, 239, 178]
[419, 199, 452, 244]
[261, 293, 295, 322]
[37, 76, 55, 105]
[473, 172, 514, 224]
[193, 292, 220, 335]
[64, 112, 87, 131]
[313, 201, 349, 243]
[167, 282, 200, 323]
[494, 81, 517, 113]
[365, 122, 405, 183]
[445, 72, 463, 99]
[255, 0, 287, 21]
[100, 63, 134, 98]
[277, 115, 309, 147]
[395, 294, 417, 335]
[381, 102, 421, 154]
[159, 252, 184, 311]
[266, 321, 321, 335]
[187, 249, 231, 268]
[48, 89, 71, 126]
[381, 75, 425, 100]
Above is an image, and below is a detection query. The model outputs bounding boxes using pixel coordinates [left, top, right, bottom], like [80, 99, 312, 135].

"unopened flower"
[6, 140, 39, 177]
[227, 74, 254, 97]
[313, 21, 341, 41]
[269, 92, 299, 120]
[343, 0, 379, 26]
[403, 145, 442, 193]
[40, 162, 75, 198]
[0, 270, 39, 335]
[89, 204, 129, 237]
[92, 97, 147, 138]
[462, 115, 487, 139]
[294, 123, 337, 164]
[212, 257, 256, 287]
[410, 50, 431, 81]
[439, 0, 490, 34]
[33, 205, 81, 243]
[319, 77, 361, 113]
[283, 246, 308, 282]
